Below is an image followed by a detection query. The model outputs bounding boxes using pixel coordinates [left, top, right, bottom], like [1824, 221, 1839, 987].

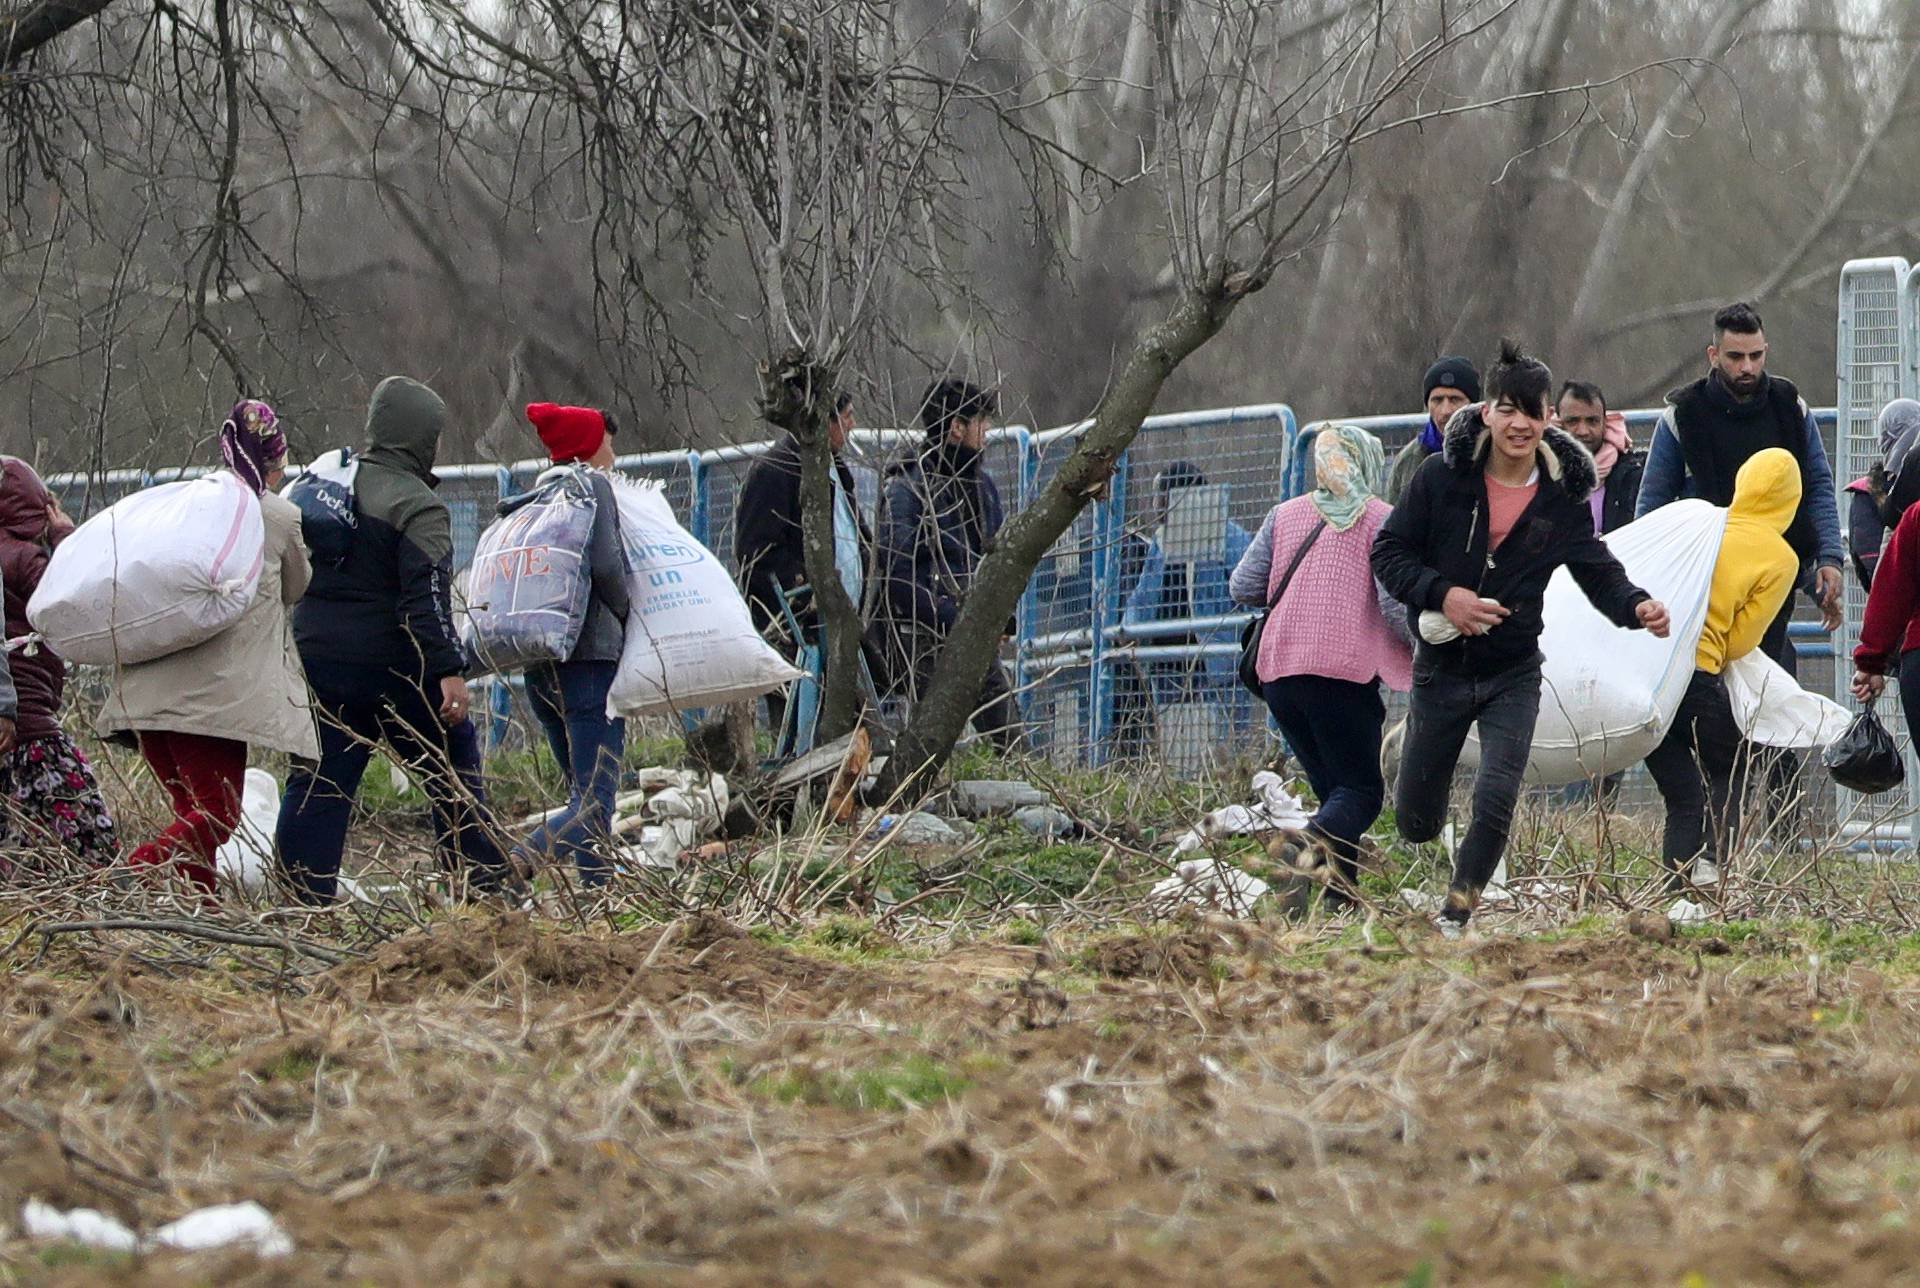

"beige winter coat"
[95, 484, 320, 759]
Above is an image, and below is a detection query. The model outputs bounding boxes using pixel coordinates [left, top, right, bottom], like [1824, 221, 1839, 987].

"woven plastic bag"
[1460, 500, 1724, 785]
[28, 473, 263, 666]
[606, 476, 800, 716]
[463, 466, 598, 674]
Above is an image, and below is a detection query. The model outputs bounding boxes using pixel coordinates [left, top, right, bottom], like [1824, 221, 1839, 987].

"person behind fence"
[1372, 341, 1670, 928]
[1849, 456, 1920, 745]
[0, 459, 119, 868]
[735, 388, 872, 731]
[1385, 356, 1480, 505]
[96, 401, 317, 898]
[877, 377, 1021, 750]
[1230, 425, 1409, 907]
[276, 376, 514, 903]
[1842, 398, 1920, 592]
[1643, 448, 1800, 893]
[1122, 461, 1253, 707]
[508, 402, 630, 888]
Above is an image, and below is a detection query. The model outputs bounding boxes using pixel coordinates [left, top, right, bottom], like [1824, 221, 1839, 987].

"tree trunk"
[875, 263, 1254, 800]
[1, 0, 117, 67]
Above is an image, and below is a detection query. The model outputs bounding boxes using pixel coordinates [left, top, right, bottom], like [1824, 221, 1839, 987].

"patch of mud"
[1087, 931, 1215, 982]
[321, 913, 855, 1009]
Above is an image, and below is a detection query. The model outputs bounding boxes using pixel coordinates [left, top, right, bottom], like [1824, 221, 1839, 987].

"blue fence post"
[1014, 427, 1039, 715]
[1087, 448, 1128, 767]
[685, 450, 710, 546]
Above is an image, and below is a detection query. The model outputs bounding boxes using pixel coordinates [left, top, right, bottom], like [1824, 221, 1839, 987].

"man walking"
[1373, 341, 1669, 927]
[1555, 381, 1643, 535]
[1385, 356, 1481, 505]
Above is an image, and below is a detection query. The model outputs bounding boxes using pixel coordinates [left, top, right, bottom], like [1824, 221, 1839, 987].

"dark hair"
[1713, 301, 1764, 340]
[1555, 381, 1606, 413]
[919, 377, 997, 436]
[1485, 339, 1552, 418]
[832, 390, 853, 416]
[601, 409, 621, 439]
[1156, 460, 1208, 497]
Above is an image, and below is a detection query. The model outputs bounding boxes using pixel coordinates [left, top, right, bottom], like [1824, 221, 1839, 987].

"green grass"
[749, 1054, 970, 1111]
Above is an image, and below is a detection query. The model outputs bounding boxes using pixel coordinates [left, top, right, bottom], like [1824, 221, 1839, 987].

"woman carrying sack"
[0, 459, 119, 869]
[513, 402, 630, 887]
[1228, 425, 1411, 907]
[98, 400, 317, 897]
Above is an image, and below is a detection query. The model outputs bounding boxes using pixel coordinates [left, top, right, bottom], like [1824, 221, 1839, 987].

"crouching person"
[98, 402, 318, 897]
[1643, 449, 1799, 892]
[276, 377, 513, 903]
[1230, 425, 1410, 908]
[0, 459, 119, 868]
[1372, 341, 1670, 927]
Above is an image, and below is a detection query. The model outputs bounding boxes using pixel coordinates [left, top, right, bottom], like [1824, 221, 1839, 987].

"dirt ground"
[4, 908, 1920, 1286]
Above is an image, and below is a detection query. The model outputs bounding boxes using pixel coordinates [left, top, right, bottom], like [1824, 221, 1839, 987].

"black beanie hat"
[1423, 356, 1481, 404]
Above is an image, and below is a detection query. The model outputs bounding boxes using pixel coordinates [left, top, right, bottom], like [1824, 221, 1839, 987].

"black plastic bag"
[1823, 701, 1905, 795]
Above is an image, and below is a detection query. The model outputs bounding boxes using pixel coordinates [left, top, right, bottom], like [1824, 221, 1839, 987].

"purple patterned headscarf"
[220, 399, 287, 494]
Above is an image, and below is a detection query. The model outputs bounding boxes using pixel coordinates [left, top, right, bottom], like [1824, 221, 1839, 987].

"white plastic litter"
[149, 1202, 293, 1257]
[1667, 898, 1711, 926]
[21, 1199, 138, 1251]
[214, 767, 280, 893]
[1168, 770, 1311, 856]
[1149, 859, 1270, 916]
[605, 477, 801, 717]
[28, 474, 264, 667]
[1460, 500, 1726, 785]
[630, 768, 728, 866]
[21, 1198, 291, 1258]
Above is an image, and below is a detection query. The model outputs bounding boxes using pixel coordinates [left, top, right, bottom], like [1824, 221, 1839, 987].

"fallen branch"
[21, 919, 354, 968]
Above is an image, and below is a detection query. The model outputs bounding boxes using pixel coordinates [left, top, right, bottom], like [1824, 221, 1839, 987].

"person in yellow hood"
[1643, 447, 1800, 890]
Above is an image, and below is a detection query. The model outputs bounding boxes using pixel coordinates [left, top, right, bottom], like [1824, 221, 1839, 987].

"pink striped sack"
[28, 473, 264, 666]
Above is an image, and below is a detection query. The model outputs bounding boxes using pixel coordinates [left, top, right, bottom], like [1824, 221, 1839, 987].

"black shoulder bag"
[1237, 517, 1328, 696]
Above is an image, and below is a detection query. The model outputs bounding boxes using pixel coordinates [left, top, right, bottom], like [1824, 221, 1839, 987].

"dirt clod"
[1087, 932, 1215, 981]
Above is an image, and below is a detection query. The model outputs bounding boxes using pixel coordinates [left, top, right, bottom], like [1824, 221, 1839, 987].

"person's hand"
[0, 717, 15, 756]
[1853, 670, 1887, 702]
[1636, 599, 1671, 639]
[1441, 587, 1508, 636]
[1816, 566, 1844, 631]
[439, 676, 472, 725]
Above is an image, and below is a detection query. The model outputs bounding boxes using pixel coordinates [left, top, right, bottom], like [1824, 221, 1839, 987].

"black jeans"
[900, 627, 1023, 753]
[277, 657, 511, 904]
[1395, 662, 1542, 894]
[1262, 674, 1386, 884]
[1643, 668, 1749, 888]
[1754, 596, 1802, 817]
[1899, 649, 1920, 760]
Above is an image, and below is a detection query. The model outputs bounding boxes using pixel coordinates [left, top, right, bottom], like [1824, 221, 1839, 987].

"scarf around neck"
[1589, 412, 1632, 484]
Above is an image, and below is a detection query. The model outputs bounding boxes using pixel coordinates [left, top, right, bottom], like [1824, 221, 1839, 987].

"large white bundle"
[1723, 649, 1848, 748]
[214, 767, 281, 892]
[1461, 500, 1724, 785]
[606, 476, 801, 716]
[28, 474, 264, 666]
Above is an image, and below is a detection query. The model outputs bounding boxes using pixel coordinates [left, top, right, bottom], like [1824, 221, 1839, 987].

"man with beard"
[1636, 301, 1843, 824]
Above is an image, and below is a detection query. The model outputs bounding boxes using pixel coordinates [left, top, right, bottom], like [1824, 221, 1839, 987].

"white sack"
[28, 474, 263, 666]
[214, 767, 280, 892]
[1723, 649, 1849, 748]
[1461, 500, 1725, 785]
[605, 476, 800, 716]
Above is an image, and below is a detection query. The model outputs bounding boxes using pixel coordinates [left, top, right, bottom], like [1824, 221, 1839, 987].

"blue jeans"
[520, 660, 625, 886]
[278, 657, 511, 904]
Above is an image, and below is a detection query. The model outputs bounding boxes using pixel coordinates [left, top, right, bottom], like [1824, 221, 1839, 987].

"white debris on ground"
[1168, 770, 1311, 857]
[21, 1199, 292, 1258]
[1149, 859, 1270, 916]
[1667, 898, 1711, 926]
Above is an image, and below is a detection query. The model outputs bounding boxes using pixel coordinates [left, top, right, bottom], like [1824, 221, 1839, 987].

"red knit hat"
[525, 402, 608, 463]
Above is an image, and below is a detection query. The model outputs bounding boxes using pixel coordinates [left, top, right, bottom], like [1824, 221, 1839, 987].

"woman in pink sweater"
[1230, 425, 1412, 904]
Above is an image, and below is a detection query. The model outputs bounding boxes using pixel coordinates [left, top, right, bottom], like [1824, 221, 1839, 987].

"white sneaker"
[1690, 858, 1721, 888]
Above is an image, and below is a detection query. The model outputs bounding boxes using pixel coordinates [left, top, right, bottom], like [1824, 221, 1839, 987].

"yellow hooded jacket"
[1696, 447, 1801, 674]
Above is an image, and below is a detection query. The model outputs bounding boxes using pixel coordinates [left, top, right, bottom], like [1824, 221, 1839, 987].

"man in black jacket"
[1373, 342, 1670, 926]
[877, 377, 1021, 750]
[1554, 381, 1644, 535]
[734, 390, 871, 729]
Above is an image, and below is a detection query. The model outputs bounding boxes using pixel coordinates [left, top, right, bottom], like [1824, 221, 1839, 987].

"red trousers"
[128, 732, 246, 894]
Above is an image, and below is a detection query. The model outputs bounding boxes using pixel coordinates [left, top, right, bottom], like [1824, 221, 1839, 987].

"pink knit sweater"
[1253, 496, 1412, 690]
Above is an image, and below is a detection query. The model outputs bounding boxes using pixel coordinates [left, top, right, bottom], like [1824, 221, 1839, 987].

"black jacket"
[1597, 450, 1645, 536]
[293, 377, 468, 681]
[1372, 405, 1650, 677]
[734, 435, 871, 643]
[877, 441, 1004, 634]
